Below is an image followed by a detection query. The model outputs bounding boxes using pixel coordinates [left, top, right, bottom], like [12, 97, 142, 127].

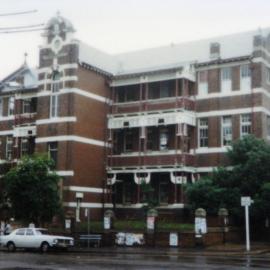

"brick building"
[1, 15, 270, 220]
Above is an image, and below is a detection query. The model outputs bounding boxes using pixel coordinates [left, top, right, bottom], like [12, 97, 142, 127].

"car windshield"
[35, 229, 49, 235]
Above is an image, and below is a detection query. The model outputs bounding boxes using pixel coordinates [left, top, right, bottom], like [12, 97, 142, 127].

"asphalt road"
[0, 251, 270, 269]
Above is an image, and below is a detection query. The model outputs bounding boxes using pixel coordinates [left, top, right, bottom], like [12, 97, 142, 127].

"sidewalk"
[71, 242, 270, 256]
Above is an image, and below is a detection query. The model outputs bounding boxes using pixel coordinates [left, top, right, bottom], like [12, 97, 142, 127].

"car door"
[14, 229, 26, 248]
[24, 229, 36, 248]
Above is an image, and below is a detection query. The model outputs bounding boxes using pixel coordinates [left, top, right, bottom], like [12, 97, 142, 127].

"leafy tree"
[3, 154, 62, 226]
[186, 135, 270, 223]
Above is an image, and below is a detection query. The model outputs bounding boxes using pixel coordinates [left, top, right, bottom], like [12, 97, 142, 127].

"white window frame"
[222, 116, 232, 146]
[50, 72, 61, 118]
[198, 118, 208, 147]
[0, 97, 3, 116]
[159, 128, 169, 150]
[8, 96, 15, 116]
[221, 67, 232, 93]
[22, 99, 31, 114]
[240, 65, 251, 90]
[20, 138, 28, 157]
[198, 70, 208, 96]
[240, 114, 251, 138]
[6, 136, 13, 160]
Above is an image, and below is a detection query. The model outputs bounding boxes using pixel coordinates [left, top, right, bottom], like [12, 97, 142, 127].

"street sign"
[241, 196, 253, 251]
[241, 196, 253, 207]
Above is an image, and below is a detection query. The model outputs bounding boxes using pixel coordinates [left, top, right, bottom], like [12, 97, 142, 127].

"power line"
[0, 28, 47, 34]
[0, 23, 44, 30]
[0, 9, 37, 17]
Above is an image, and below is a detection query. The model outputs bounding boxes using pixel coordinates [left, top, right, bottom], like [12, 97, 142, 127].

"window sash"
[222, 116, 232, 146]
[241, 65, 251, 78]
[241, 114, 251, 137]
[8, 96, 15, 116]
[6, 136, 13, 160]
[221, 67, 231, 81]
[199, 119, 208, 147]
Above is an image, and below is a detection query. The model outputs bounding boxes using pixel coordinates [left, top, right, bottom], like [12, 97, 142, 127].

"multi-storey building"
[1, 14, 270, 220]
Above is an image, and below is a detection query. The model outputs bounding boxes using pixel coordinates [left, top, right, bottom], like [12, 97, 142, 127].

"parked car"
[0, 228, 74, 252]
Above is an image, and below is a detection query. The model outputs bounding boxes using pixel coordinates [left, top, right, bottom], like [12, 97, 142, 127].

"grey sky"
[1, 0, 270, 79]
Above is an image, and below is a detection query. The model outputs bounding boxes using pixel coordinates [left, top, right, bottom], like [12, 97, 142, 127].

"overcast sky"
[1, 0, 270, 79]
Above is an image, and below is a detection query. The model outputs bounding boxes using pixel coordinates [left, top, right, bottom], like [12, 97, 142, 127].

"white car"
[0, 228, 74, 252]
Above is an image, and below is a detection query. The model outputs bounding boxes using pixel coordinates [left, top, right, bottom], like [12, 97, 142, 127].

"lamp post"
[218, 208, 229, 244]
[75, 192, 84, 223]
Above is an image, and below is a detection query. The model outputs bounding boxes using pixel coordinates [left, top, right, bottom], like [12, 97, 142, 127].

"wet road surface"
[0, 251, 270, 269]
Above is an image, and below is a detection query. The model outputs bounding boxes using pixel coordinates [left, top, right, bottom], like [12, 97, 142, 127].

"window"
[199, 118, 208, 147]
[267, 68, 270, 84]
[6, 136, 13, 160]
[147, 128, 154, 150]
[50, 72, 60, 118]
[8, 96, 15, 116]
[240, 65, 251, 90]
[222, 116, 232, 146]
[22, 99, 31, 114]
[198, 70, 208, 96]
[267, 116, 270, 136]
[160, 81, 170, 98]
[124, 130, 133, 152]
[0, 98, 3, 116]
[240, 114, 252, 137]
[221, 67, 232, 93]
[48, 142, 58, 167]
[16, 229, 25, 235]
[159, 128, 168, 150]
[21, 138, 28, 157]
[26, 229, 34, 236]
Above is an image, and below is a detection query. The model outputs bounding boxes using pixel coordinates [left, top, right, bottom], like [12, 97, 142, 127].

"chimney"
[210, 42, 220, 59]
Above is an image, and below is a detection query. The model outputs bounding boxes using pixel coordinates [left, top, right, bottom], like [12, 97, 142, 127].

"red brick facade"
[1, 15, 270, 220]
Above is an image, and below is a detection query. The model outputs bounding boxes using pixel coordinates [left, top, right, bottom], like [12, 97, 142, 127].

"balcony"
[108, 152, 195, 168]
[112, 97, 195, 115]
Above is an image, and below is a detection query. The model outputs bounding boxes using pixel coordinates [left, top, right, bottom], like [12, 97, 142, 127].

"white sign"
[65, 219, 71, 229]
[115, 233, 144, 246]
[104, 216, 111, 230]
[147, 216, 155, 230]
[195, 217, 207, 234]
[241, 196, 253, 207]
[169, 233, 178, 246]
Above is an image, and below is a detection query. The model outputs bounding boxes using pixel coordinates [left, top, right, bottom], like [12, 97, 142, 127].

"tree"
[3, 154, 62, 226]
[186, 135, 270, 223]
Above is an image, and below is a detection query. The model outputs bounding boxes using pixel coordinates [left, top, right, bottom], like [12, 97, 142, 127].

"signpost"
[241, 196, 253, 251]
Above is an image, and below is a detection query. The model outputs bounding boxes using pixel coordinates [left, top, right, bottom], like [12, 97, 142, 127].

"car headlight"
[53, 239, 58, 244]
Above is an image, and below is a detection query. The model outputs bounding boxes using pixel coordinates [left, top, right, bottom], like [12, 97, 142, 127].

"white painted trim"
[56, 171, 74, 176]
[195, 146, 230, 154]
[253, 46, 270, 59]
[63, 202, 105, 208]
[196, 59, 250, 71]
[35, 135, 110, 147]
[64, 186, 104, 193]
[61, 88, 111, 104]
[36, 117, 77, 125]
[36, 88, 111, 104]
[0, 116, 14, 121]
[196, 88, 251, 100]
[111, 149, 185, 157]
[38, 76, 78, 85]
[252, 57, 270, 68]
[0, 130, 13, 136]
[157, 204, 185, 209]
[38, 63, 78, 74]
[107, 166, 196, 174]
[197, 106, 270, 118]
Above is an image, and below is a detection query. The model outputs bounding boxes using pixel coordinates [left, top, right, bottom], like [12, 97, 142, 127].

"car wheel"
[40, 242, 50, 253]
[7, 242, 16, 252]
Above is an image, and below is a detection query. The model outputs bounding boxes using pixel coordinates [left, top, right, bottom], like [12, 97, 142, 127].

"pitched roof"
[78, 28, 270, 76]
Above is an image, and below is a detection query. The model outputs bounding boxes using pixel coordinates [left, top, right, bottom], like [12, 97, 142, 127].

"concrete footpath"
[71, 242, 270, 256]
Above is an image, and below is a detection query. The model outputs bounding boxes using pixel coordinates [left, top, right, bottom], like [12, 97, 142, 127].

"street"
[0, 251, 270, 269]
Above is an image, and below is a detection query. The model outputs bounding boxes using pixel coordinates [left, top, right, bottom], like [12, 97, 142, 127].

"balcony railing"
[108, 153, 195, 168]
[112, 97, 195, 115]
